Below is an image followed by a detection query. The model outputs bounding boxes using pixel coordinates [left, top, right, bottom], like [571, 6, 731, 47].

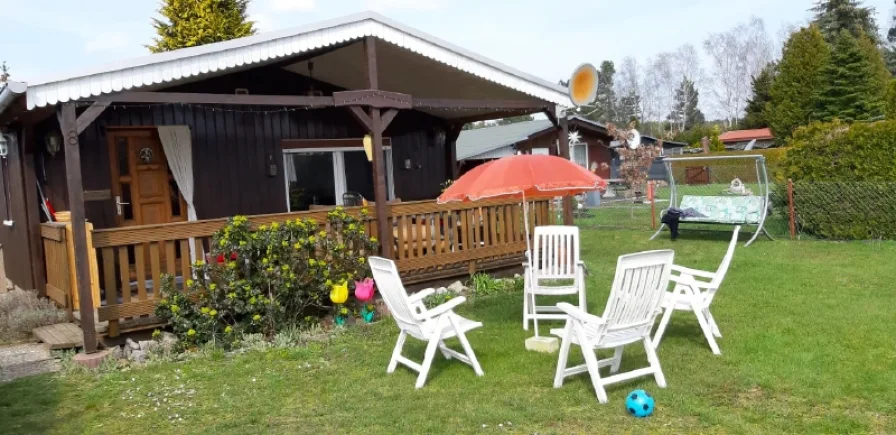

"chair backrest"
[343, 191, 364, 207]
[368, 256, 423, 335]
[705, 226, 740, 302]
[531, 226, 580, 280]
[600, 250, 674, 335]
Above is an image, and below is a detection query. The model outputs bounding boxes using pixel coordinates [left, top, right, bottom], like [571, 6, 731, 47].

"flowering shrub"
[156, 208, 378, 345]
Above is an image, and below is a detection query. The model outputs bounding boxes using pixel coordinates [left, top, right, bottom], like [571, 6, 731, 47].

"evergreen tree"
[768, 25, 830, 141]
[743, 63, 776, 129]
[496, 115, 535, 125]
[667, 77, 704, 132]
[586, 61, 617, 123]
[149, 0, 256, 53]
[857, 33, 892, 99]
[813, 30, 886, 122]
[811, 0, 879, 44]
[616, 89, 642, 125]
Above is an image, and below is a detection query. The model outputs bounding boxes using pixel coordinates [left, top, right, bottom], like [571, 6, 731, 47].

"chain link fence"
[788, 181, 896, 241]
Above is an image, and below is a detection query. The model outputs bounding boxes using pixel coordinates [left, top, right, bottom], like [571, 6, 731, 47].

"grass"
[2, 229, 895, 434]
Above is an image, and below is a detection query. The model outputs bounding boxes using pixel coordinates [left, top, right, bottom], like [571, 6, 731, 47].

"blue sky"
[3, 0, 894, 86]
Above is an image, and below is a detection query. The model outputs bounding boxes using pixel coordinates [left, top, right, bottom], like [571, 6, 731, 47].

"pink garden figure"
[355, 278, 375, 301]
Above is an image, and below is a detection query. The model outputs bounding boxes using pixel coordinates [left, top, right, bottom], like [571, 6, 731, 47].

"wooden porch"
[41, 198, 554, 338]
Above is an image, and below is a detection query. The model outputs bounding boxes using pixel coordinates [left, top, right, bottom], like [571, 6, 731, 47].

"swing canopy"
[437, 154, 607, 203]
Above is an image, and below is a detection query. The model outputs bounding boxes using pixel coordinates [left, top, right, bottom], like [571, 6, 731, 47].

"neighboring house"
[456, 116, 685, 180]
[719, 128, 775, 150]
[0, 12, 568, 307]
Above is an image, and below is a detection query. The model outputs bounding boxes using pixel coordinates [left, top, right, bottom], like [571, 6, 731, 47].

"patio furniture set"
[368, 225, 740, 403]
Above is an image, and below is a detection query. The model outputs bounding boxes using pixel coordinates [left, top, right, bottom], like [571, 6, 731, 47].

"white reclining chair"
[368, 256, 484, 388]
[524, 226, 587, 335]
[653, 226, 740, 355]
[552, 250, 674, 403]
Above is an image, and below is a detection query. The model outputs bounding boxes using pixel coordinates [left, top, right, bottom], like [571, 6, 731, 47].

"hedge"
[791, 181, 896, 240]
[784, 119, 896, 182]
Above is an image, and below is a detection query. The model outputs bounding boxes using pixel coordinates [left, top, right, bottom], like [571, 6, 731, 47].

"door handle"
[115, 195, 130, 216]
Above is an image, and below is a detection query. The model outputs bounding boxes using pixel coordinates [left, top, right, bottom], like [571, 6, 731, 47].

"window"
[283, 148, 394, 211]
[572, 143, 588, 169]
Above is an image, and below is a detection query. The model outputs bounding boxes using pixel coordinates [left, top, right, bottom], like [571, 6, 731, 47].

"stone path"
[0, 343, 59, 382]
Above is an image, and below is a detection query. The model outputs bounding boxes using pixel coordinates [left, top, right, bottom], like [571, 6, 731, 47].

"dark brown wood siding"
[0, 128, 37, 289]
[38, 64, 449, 229]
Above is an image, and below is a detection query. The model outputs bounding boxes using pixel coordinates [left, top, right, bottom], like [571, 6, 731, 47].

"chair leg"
[530, 292, 540, 336]
[450, 315, 484, 376]
[575, 324, 608, 403]
[610, 346, 624, 373]
[439, 340, 452, 359]
[693, 305, 722, 355]
[653, 304, 674, 350]
[387, 331, 408, 373]
[553, 323, 572, 388]
[578, 286, 587, 312]
[704, 309, 721, 338]
[522, 289, 530, 331]
[416, 330, 443, 389]
[643, 337, 667, 388]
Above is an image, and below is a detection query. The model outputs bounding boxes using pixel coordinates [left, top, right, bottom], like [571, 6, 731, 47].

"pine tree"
[743, 63, 776, 129]
[586, 61, 617, 123]
[616, 89, 642, 125]
[811, 0, 879, 44]
[768, 25, 831, 141]
[149, 0, 256, 53]
[813, 30, 886, 122]
[667, 77, 704, 132]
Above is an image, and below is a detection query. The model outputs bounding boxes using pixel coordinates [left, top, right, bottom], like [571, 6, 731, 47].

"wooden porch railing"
[40, 199, 551, 336]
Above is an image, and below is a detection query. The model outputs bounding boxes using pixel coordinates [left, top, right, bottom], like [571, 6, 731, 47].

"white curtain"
[157, 126, 197, 260]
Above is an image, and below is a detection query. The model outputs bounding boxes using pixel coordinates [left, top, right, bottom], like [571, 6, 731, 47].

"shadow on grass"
[0, 372, 64, 435]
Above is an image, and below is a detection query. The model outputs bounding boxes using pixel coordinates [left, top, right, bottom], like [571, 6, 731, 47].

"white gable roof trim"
[26, 12, 568, 110]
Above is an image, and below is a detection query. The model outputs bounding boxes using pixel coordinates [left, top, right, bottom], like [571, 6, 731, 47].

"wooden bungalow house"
[0, 12, 572, 351]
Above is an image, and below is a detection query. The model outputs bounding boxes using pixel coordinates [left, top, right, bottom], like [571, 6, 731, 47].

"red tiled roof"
[718, 128, 774, 143]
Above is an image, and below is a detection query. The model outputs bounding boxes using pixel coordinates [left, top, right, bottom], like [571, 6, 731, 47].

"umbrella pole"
[523, 194, 540, 337]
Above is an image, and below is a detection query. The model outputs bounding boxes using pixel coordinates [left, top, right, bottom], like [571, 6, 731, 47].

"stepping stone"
[0, 343, 59, 382]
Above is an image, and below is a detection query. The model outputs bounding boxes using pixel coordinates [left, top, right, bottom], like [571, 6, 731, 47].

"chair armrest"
[408, 288, 436, 303]
[671, 264, 716, 280]
[416, 296, 467, 320]
[556, 302, 605, 325]
[670, 274, 713, 289]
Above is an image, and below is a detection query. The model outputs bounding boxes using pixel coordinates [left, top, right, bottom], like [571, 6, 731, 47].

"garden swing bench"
[649, 154, 774, 246]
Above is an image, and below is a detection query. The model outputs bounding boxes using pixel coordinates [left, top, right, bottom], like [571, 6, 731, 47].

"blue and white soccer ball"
[625, 389, 655, 418]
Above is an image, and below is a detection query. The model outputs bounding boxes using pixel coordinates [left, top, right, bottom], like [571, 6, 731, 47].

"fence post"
[787, 178, 796, 240]
[648, 181, 656, 230]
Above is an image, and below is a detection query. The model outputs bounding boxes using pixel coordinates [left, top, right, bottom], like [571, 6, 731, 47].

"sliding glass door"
[284, 148, 393, 211]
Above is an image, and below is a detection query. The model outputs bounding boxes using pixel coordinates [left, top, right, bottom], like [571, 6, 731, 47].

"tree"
[496, 115, 535, 125]
[811, 0, 879, 44]
[767, 25, 830, 141]
[704, 17, 773, 127]
[617, 89, 642, 125]
[667, 77, 704, 131]
[743, 62, 776, 129]
[813, 30, 886, 122]
[149, 0, 256, 53]
[584, 61, 617, 123]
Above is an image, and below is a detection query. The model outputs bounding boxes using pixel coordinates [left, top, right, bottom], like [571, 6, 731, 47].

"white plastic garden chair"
[368, 256, 484, 389]
[523, 225, 587, 336]
[652, 226, 740, 355]
[551, 250, 674, 404]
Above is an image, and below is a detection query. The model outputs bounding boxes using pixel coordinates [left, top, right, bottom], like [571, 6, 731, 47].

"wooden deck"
[33, 323, 84, 350]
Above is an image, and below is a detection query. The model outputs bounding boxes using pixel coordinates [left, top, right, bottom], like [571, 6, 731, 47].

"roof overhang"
[23, 11, 568, 117]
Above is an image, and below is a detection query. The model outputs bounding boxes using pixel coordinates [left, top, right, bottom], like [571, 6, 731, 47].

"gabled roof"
[457, 119, 553, 160]
[24, 11, 568, 110]
[719, 128, 774, 143]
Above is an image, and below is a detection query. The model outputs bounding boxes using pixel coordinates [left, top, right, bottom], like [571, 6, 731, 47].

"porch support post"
[364, 35, 395, 259]
[445, 124, 463, 180]
[557, 115, 574, 225]
[60, 102, 98, 353]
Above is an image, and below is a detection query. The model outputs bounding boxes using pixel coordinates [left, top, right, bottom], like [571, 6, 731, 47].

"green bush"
[156, 208, 378, 346]
[0, 289, 66, 343]
[791, 181, 896, 240]
[784, 119, 896, 182]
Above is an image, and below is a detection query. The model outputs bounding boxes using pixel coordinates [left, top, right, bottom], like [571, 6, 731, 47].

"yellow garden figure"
[330, 281, 349, 304]
[330, 281, 350, 326]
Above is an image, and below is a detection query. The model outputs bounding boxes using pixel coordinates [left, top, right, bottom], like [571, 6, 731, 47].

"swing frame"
[649, 154, 774, 246]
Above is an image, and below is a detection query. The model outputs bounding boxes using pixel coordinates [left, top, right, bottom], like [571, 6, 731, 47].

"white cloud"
[364, 0, 440, 11]
[270, 0, 315, 11]
[252, 13, 279, 32]
[83, 31, 132, 54]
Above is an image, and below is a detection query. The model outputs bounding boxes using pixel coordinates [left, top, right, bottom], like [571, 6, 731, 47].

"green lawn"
[2, 230, 895, 434]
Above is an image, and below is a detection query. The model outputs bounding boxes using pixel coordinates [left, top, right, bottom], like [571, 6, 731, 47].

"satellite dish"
[627, 129, 642, 149]
[568, 63, 599, 107]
